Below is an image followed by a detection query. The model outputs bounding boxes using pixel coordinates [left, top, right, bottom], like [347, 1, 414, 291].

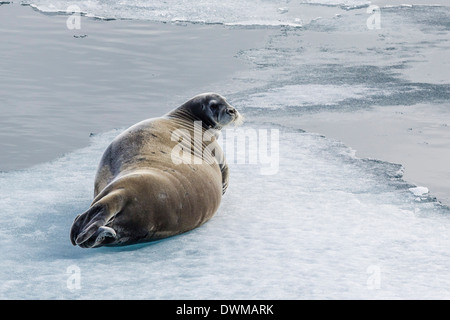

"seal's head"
[180, 93, 243, 130]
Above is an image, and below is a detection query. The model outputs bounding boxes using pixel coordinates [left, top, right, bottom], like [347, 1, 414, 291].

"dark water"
[0, 3, 269, 170]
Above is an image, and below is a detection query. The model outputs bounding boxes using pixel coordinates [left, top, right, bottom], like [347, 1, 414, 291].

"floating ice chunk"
[243, 84, 373, 110]
[409, 186, 429, 196]
[29, 3, 60, 13]
[22, 0, 370, 26]
[294, 18, 303, 25]
[383, 4, 413, 8]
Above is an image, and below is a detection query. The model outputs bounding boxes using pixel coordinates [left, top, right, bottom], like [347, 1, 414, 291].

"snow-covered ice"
[410, 186, 429, 196]
[1, 124, 449, 299]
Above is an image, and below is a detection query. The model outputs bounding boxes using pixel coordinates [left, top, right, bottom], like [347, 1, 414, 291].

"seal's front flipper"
[220, 162, 229, 195]
[70, 189, 124, 248]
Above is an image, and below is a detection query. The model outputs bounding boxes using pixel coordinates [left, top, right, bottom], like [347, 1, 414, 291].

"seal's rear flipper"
[70, 189, 124, 248]
[92, 226, 117, 248]
[70, 204, 110, 247]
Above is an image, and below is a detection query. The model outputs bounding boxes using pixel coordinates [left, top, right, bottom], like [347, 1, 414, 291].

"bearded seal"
[70, 93, 242, 248]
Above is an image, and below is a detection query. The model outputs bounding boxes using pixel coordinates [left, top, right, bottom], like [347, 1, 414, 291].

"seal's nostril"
[227, 108, 236, 115]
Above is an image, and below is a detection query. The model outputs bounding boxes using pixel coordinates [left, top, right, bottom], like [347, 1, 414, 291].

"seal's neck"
[165, 105, 211, 130]
[165, 106, 221, 139]
[166, 106, 196, 122]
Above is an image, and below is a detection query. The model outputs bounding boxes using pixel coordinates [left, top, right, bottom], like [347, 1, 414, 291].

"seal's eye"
[209, 100, 219, 110]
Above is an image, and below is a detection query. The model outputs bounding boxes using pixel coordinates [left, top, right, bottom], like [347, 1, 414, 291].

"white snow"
[0, 125, 448, 299]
